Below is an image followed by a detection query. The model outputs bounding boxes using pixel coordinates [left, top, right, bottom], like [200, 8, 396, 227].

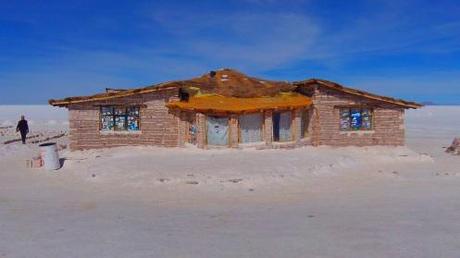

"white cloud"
[150, 2, 460, 72]
[2, 1, 459, 104]
[152, 11, 319, 71]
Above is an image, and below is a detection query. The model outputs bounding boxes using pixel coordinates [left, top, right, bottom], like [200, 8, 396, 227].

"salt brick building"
[49, 69, 422, 151]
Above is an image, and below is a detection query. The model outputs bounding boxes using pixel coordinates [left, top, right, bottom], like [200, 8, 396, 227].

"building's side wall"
[196, 113, 207, 148]
[66, 85, 405, 150]
[310, 87, 405, 146]
[68, 90, 180, 150]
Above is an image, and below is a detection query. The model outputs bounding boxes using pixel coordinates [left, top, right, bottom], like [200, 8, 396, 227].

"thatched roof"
[49, 68, 421, 109]
[49, 69, 294, 107]
[294, 79, 422, 109]
[166, 93, 312, 114]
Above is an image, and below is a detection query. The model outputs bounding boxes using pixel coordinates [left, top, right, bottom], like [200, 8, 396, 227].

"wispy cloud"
[1, 0, 459, 104]
[310, 1, 460, 61]
[150, 1, 460, 71]
[152, 11, 319, 71]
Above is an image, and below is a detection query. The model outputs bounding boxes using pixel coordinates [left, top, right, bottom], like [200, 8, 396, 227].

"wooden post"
[177, 111, 187, 147]
[293, 109, 302, 142]
[196, 113, 206, 149]
[229, 114, 239, 148]
[264, 110, 273, 145]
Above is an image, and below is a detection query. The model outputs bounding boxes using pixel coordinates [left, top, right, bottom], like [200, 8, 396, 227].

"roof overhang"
[48, 69, 422, 110]
[166, 93, 312, 114]
[293, 79, 423, 109]
[49, 83, 179, 107]
[48, 69, 294, 107]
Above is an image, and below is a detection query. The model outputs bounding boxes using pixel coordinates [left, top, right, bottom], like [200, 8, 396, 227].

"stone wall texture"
[68, 90, 180, 150]
[66, 86, 406, 150]
[309, 87, 405, 146]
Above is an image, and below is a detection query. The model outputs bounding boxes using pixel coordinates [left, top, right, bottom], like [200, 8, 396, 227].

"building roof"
[166, 93, 312, 113]
[49, 69, 294, 107]
[48, 68, 422, 109]
[293, 79, 422, 109]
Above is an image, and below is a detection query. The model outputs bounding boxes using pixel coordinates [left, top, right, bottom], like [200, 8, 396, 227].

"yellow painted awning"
[166, 93, 312, 113]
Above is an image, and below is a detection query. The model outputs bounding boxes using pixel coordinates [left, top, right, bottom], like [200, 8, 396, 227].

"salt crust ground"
[1, 106, 460, 258]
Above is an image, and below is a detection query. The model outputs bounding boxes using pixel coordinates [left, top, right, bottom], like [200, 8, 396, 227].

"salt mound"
[446, 138, 460, 155]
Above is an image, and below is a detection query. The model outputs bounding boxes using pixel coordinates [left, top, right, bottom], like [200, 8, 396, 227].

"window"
[100, 106, 140, 131]
[340, 108, 372, 131]
[178, 88, 189, 101]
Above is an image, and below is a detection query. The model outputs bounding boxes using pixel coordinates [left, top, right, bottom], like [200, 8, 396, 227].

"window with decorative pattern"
[100, 106, 140, 131]
[339, 108, 373, 131]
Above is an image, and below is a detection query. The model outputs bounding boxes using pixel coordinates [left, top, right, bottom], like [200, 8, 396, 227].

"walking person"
[16, 115, 29, 144]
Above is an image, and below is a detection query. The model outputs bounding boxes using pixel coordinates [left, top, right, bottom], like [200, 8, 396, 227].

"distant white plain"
[1, 105, 460, 258]
[0, 105, 68, 126]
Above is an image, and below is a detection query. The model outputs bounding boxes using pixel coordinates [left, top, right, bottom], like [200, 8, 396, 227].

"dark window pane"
[127, 116, 140, 131]
[114, 107, 126, 116]
[101, 116, 114, 130]
[350, 108, 362, 130]
[340, 109, 351, 130]
[127, 107, 139, 116]
[362, 109, 372, 130]
[101, 107, 113, 116]
[114, 116, 126, 130]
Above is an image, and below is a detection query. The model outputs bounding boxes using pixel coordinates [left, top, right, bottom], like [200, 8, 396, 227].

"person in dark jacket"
[16, 115, 29, 144]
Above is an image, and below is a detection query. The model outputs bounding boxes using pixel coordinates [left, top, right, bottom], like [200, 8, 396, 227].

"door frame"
[205, 115, 230, 147]
[272, 110, 294, 142]
[238, 112, 264, 144]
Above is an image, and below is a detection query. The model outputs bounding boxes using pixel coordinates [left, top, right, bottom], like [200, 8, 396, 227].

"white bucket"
[39, 142, 61, 170]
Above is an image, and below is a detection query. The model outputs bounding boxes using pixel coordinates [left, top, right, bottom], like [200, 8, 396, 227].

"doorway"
[186, 114, 197, 145]
[239, 113, 263, 143]
[273, 111, 292, 142]
[206, 116, 229, 146]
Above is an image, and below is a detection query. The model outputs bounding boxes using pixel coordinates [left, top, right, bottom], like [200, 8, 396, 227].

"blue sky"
[1, 0, 459, 104]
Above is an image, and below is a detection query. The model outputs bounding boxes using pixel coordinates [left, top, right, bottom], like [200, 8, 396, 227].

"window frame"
[339, 107, 374, 131]
[272, 110, 293, 142]
[99, 105, 141, 132]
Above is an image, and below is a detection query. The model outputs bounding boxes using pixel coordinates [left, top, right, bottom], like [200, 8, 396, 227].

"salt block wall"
[229, 115, 239, 148]
[263, 111, 273, 144]
[66, 87, 406, 150]
[195, 113, 207, 148]
[311, 88, 405, 146]
[68, 90, 180, 150]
